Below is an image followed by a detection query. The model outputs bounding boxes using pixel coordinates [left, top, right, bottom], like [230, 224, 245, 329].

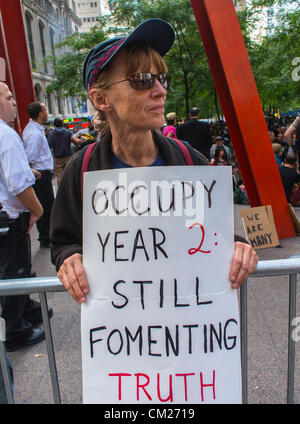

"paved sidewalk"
[6, 204, 300, 404]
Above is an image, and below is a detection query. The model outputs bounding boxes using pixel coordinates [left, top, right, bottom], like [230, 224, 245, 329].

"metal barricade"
[0, 276, 65, 404]
[0, 257, 300, 404]
[240, 256, 300, 404]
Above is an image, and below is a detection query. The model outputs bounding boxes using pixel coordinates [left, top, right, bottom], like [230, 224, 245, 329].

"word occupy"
[91, 173, 217, 226]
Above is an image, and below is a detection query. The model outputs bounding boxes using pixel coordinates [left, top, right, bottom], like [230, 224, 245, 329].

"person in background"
[22, 102, 54, 248]
[71, 116, 99, 152]
[210, 146, 228, 166]
[0, 82, 47, 356]
[210, 135, 232, 163]
[176, 107, 212, 160]
[162, 112, 177, 138]
[284, 116, 300, 164]
[272, 143, 284, 166]
[48, 118, 74, 186]
[278, 155, 300, 205]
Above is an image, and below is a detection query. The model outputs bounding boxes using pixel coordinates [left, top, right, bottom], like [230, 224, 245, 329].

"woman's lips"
[148, 106, 164, 113]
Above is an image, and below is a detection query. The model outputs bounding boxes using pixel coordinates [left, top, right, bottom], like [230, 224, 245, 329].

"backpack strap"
[168, 137, 194, 165]
[80, 142, 97, 200]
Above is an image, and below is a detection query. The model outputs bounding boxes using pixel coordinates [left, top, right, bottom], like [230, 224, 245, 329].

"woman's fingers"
[58, 253, 89, 304]
[230, 242, 259, 289]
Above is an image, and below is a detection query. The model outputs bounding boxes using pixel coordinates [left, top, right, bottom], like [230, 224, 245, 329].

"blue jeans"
[0, 352, 13, 404]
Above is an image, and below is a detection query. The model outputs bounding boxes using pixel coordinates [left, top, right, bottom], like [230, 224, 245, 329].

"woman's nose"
[152, 78, 167, 97]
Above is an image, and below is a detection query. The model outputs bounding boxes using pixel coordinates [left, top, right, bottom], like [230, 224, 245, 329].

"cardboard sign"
[288, 204, 300, 234]
[82, 166, 242, 404]
[240, 205, 280, 249]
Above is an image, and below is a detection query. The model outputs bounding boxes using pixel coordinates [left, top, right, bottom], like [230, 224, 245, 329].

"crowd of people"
[160, 110, 300, 207]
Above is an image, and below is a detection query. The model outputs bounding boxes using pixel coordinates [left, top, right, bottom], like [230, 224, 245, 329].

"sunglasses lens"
[129, 73, 170, 90]
[130, 73, 154, 90]
[159, 74, 170, 89]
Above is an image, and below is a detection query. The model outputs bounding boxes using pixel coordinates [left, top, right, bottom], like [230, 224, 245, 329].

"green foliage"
[46, 26, 106, 97]
[247, 5, 300, 110]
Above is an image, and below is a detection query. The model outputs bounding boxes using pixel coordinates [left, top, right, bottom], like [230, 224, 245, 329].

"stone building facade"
[21, 0, 85, 120]
[74, 0, 110, 33]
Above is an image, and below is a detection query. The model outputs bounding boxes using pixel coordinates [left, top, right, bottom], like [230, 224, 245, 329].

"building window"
[25, 12, 36, 69]
[49, 27, 56, 69]
[38, 21, 48, 73]
[47, 92, 53, 115]
[34, 83, 42, 102]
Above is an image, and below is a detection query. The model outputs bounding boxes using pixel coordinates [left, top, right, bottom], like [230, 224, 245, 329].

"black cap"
[189, 107, 200, 117]
[83, 19, 175, 91]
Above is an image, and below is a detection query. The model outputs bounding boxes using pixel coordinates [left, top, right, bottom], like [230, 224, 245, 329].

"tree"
[46, 26, 107, 99]
[243, 0, 300, 111]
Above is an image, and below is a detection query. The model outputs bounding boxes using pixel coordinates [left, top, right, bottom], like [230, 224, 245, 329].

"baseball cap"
[189, 107, 200, 117]
[83, 19, 175, 91]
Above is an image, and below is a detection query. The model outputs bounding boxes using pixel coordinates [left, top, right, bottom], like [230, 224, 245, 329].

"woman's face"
[97, 52, 167, 132]
[219, 148, 225, 158]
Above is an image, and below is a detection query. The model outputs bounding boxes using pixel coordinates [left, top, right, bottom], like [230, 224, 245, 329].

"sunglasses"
[105, 72, 171, 90]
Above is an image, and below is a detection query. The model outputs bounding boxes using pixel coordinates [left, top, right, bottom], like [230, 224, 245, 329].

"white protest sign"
[82, 166, 241, 404]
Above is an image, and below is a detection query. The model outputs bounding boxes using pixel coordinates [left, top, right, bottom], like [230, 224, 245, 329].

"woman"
[50, 19, 258, 304]
[210, 146, 228, 166]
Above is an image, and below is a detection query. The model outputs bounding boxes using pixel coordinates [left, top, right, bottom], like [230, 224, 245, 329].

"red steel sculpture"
[190, 0, 295, 239]
[0, 0, 35, 134]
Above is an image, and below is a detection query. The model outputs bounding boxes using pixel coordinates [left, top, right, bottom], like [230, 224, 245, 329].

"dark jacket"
[278, 165, 300, 202]
[176, 119, 212, 160]
[48, 127, 73, 158]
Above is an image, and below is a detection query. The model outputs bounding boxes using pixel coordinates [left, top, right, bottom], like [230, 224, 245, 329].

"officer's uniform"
[0, 118, 36, 342]
[22, 119, 54, 245]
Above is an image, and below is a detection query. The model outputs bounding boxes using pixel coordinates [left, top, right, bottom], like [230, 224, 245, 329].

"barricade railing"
[240, 256, 300, 404]
[0, 276, 64, 404]
[0, 257, 300, 404]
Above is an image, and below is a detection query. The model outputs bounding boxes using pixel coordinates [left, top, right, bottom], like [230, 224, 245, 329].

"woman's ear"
[89, 88, 110, 112]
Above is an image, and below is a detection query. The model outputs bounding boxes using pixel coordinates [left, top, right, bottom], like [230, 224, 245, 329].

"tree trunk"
[183, 71, 189, 118]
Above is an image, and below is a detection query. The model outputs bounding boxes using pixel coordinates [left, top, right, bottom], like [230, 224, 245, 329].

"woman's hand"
[229, 242, 258, 289]
[58, 253, 89, 304]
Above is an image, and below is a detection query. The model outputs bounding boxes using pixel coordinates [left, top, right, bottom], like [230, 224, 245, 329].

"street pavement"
[6, 201, 300, 404]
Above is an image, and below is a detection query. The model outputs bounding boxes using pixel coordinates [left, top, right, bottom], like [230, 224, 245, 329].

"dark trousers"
[34, 170, 54, 244]
[0, 213, 33, 337]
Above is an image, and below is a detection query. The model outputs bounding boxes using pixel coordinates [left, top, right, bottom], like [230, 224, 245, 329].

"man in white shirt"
[0, 82, 46, 358]
[23, 102, 54, 248]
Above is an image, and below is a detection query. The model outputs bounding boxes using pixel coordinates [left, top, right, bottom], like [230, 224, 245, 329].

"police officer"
[0, 82, 46, 352]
